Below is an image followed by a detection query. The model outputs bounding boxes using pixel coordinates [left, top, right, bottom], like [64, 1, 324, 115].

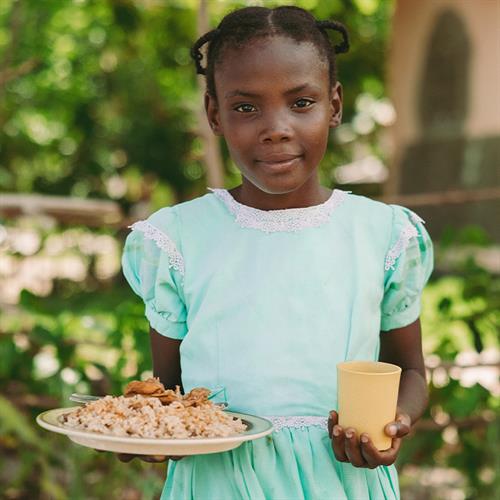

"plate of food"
[36, 378, 274, 456]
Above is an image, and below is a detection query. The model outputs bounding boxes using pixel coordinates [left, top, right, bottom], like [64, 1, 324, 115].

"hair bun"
[316, 20, 350, 54]
[190, 29, 221, 75]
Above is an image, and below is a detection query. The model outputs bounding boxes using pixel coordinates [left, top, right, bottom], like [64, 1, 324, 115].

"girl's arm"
[379, 318, 428, 424]
[149, 326, 183, 391]
[329, 318, 429, 468]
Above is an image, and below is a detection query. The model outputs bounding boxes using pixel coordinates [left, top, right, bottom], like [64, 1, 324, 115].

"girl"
[120, 5, 433, 500]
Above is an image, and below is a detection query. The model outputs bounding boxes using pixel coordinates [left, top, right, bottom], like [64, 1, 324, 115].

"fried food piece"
[155, 386, 183, 405]
[123, 378, 212, 407]
[182, 387, 211, 407]
[124, 377, 165, 396]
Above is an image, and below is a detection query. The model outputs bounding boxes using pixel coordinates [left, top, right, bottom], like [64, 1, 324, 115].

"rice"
[60, 395, 247, 439]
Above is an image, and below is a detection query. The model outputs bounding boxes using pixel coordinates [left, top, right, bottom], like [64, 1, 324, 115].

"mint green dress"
[122, 188, 433, 500]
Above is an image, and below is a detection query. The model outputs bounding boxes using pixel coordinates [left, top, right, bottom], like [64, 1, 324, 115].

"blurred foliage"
[0, 0, 395, 207]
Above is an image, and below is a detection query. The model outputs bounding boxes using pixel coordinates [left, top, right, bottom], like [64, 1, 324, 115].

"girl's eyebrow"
[224, 83, 321, 99]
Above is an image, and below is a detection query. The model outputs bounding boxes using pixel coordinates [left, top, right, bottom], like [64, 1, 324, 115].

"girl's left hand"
[327, 409, 411, 468]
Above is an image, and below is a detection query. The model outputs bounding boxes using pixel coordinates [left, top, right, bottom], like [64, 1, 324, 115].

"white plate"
[36, 407, 274, 456]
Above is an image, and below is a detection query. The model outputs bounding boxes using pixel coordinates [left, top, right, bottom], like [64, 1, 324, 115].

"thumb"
[385, 420, 410, 438]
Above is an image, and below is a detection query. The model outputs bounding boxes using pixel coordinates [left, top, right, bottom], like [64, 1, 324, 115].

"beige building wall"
[388, 0, 500, 144]
[385, 0, 500, 240]
[387, 0, 500, 195]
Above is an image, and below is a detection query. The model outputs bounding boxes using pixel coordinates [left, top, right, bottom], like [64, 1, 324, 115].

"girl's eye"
[293, 98, 315, 108]
[234, 104, 255, 113]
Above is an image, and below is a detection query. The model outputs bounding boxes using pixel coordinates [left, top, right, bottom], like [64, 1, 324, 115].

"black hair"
[190, 5, 349, 99]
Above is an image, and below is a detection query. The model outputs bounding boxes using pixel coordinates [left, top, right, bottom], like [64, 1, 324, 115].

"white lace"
[385, 220, 420, 271]
[129, 220, 185, 276]
[209, 188, 348, 233]
[264, 416, 329, 432]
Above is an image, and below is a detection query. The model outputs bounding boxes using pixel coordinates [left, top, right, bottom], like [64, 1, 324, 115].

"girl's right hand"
[116, 453, 184, 463]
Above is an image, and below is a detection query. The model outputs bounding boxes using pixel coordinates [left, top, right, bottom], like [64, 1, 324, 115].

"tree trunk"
[196, 0, 225, 188]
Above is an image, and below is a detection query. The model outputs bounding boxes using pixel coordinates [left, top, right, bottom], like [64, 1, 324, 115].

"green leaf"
[0, 396, 45, 450]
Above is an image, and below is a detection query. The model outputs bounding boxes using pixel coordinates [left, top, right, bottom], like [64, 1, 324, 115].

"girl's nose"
[259, 114, 293, 143]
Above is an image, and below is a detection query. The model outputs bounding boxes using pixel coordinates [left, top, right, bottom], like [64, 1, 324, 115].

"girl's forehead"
[215, 36, 328, 95]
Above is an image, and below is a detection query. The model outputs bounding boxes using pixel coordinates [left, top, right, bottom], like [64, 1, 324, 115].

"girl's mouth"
[257, 156, 302, 172]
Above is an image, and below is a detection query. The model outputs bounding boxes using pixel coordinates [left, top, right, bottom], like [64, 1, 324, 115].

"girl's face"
[205, 35, 342, 197]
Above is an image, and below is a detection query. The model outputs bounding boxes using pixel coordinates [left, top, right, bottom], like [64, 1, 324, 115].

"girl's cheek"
[295, 112, 330, 133]
[299, 115, 328, 136]
[231, 123, 261, 148]
[230, 128, 255, 147]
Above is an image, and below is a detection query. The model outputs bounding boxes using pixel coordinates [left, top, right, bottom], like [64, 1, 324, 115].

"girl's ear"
[204, 92, 223, 136]
[329, 82, 343, 128]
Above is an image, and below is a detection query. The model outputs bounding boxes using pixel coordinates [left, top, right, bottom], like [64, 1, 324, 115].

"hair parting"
[189, 6, 350, 97]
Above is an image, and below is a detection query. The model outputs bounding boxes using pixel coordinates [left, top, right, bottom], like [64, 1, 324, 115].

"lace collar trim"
[208, 188, 348, 233]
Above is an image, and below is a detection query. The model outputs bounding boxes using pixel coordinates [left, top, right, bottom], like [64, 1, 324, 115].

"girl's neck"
[228, 177, 332, 211]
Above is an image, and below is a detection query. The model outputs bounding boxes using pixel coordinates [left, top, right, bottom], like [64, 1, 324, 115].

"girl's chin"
[244, 170, 309, 194]
[250, 178, 306, 196]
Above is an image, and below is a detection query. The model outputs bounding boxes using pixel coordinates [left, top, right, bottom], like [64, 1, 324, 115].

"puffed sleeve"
[380, 205, 434, 331]
[121, 208, 188, 340]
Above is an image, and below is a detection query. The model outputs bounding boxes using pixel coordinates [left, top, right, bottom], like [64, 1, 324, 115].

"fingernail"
[388, 424, 397, 435]
[333, 427, 340, 436]
[361, 435, 368, 443]
[346, 431, 353, 438]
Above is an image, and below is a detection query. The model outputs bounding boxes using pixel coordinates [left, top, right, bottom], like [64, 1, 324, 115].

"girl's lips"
[257, 156, 302, 172]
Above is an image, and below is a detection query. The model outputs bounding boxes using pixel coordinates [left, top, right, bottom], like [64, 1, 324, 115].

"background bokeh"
[0, 1, 498, 499]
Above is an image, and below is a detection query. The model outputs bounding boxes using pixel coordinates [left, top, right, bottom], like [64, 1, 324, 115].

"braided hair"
[190, 6, 349, 99]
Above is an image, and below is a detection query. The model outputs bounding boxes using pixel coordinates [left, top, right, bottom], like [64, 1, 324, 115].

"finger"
[117, 453, 136, 463]
[169, 456, 184, 461]
[331, 425, 348, 462]
[344, 428, 367, 468]
[385, 421, 410, 439]
[140, 455, 168, 463]
[395, 411, 412, 428]
[387, 436, 402, 457]
[370, 437, 402, 467]
[359, 434, 385, 469]
[328, 411, 338, 439]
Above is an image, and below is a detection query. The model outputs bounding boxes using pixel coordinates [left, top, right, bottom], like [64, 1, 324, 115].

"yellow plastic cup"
[337, 361, 402, 450]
